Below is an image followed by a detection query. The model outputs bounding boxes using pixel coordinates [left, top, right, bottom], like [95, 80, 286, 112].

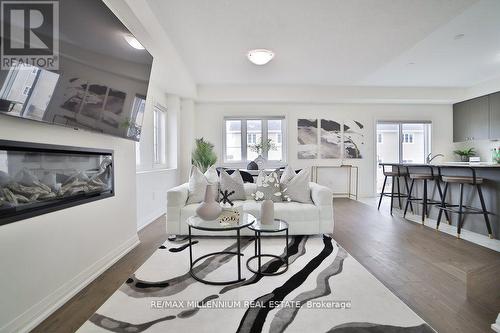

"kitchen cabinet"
[453, 95, 489, 142]
[490, 92, 500, 139]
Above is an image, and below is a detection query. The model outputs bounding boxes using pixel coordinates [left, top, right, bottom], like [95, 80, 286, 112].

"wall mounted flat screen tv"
[0, 0, 153, 141]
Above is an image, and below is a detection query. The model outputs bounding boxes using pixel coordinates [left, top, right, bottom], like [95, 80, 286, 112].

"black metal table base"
[188, 226, 246, 285]
[246, 229, 289, 276]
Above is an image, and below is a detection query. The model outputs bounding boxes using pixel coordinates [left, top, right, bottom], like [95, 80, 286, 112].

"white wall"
[0, 117, 138, 332]
[193, 103, 453, 197]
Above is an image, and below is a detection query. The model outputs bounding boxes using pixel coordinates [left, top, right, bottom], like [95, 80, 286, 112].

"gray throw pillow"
[252, 171, 282, 202]
[219, 169, 246, 201]
[281, 169, 312, 203]
[280, 165, 296, 186]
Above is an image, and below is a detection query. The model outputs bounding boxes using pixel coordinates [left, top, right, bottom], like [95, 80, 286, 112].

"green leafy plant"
[191, 137, 217, 173]
[453, 147, 475, 161]
[249, 138, 277, 155]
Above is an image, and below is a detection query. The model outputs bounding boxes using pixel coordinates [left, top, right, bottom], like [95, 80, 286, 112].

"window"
[153, 105, 167, 165]
[135, 142, 141, 166]
[223, 116, 286, 164]
[247, 133, 257, 144]
[127, 95, 146, 141]
[403, 133, 414, 144]
[376, 122, 432, 193]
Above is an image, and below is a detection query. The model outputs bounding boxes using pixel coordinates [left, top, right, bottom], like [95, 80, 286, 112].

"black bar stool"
[378, 163, 413, 215]
[403, 165, 450, 225]
[436, 167, 493, 239]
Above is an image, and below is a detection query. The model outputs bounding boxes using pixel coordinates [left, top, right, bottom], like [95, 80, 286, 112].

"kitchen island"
[379, 162, 500, 238]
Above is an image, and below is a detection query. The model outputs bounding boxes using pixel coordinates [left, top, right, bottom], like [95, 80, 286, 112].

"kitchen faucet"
[427, 153, 444, 164]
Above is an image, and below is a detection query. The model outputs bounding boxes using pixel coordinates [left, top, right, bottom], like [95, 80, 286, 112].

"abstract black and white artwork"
[320, 119, 342, 159]
[60, 78, 87, 113]
[104, 88, 127, 115]
[344, 120, 365, 159]
[297, 119, 318, 159]
[80, 84, 108, 120]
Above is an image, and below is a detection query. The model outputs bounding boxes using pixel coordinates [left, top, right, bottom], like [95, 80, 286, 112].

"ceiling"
[146, 0, 500, 88]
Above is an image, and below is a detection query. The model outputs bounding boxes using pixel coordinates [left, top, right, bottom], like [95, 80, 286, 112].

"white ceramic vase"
[261, 199, 274, 225]
[254, 154, 265, 170]
[196, 184, 222, 220]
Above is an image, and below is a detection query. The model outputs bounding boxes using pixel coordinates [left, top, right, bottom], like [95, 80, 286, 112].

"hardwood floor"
[33, 200, 499, 333]
[32, 216, 168, 333]
[333, 198, 499, 333]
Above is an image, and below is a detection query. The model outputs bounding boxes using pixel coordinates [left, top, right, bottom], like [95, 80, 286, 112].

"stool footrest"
[438, 206, 493, 215]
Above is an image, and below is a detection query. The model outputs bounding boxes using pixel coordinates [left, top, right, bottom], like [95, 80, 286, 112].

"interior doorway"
[376, 121, 432, 193]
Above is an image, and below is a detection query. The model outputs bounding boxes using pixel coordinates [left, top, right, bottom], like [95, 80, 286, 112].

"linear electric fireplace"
[0, 140, 114, 226]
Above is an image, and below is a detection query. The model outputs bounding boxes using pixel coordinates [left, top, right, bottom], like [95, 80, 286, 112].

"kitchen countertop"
[380, 162, 500, 168]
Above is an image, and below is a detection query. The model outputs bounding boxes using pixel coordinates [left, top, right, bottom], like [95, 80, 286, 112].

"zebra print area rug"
[78, 235, 434, 333]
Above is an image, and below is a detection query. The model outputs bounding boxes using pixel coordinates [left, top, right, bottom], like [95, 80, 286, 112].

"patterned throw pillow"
[219, 169, 246, 201]
[281, 169, 312, 203]
[252, 171, 282, 202]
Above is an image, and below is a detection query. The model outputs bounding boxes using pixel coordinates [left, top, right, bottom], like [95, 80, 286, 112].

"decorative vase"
[261, 199, 274, 225]
[196, 184, 222, 221]
[460, 155, 469, 162]
[247, 161, 259, 170]
[254, 154, 265, 170]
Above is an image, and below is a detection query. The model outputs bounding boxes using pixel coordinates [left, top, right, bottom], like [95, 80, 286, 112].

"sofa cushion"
[186, 166, 219, 204]
[242, 200, 319, 224]
[219, 169, 246, 201]
[280, 165, 296, 186]
[252, 170, 282, 202]
[281, 169, 312, 203]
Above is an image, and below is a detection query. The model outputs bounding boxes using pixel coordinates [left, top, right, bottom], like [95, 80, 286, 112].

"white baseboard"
[137, 208, 166, 231]
[1, 234, 140, 333]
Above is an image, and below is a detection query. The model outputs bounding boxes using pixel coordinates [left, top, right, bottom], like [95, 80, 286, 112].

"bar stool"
[436, 167, 493, 239]
[403, 165, 450, 224]
[378, 163, 413, 215]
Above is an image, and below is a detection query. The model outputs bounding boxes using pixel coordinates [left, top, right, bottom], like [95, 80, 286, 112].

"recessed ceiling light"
[454, 33, 465, 40]
[124, 34, 145, 50]
[407, 62, 416, 65]
[247, 49, 274, 65]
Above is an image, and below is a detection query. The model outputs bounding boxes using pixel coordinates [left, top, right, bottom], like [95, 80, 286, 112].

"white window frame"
[223, 116, 287, 167]
[153, 104, 167, 166]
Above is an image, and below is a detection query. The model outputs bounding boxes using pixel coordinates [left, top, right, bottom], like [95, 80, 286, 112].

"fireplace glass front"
[0, 141, 114, 225]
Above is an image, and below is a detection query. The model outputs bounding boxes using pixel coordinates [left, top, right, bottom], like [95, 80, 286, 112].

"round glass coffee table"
[186, 212, 255, 285]
[246, 219, 289, 276]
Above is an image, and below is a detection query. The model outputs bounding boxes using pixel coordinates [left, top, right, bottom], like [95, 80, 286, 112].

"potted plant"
[249, 138, 277, 169]
[191, 137, 217, 173]
[453, 147, 476, 162]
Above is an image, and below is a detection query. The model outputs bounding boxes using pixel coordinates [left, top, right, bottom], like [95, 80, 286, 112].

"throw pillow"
[281, 169, 312, 203]
[219, 169, 246, 201]
[187, 166, 219, 204]
[252, 170, 282, 202]
[280, 165, 296, 186]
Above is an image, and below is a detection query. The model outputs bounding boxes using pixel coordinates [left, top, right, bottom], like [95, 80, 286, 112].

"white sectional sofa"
[166, 182, 334, 236]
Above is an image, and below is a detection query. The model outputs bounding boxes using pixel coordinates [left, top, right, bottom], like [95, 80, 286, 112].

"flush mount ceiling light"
[247, 49, 275, 65]
[124, 34, 145, 50]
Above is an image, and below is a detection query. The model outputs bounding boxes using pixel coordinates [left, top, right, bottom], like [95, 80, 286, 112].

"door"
[376, 122, 432, 193]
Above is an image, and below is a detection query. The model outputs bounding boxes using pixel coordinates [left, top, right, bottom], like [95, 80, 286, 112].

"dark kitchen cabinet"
[453, 95, 490, 142]
[490, 92, 500, 139]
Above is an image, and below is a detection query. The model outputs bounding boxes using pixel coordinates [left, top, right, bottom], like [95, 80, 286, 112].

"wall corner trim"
[1, 234, 140, 333]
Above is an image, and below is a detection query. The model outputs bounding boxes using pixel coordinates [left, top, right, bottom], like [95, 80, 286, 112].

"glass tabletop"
[187, 212, 256, 231]
[248, 219, 288, 232]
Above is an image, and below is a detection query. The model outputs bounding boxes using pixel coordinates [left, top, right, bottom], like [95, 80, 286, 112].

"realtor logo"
[1, 0, 59, 70]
